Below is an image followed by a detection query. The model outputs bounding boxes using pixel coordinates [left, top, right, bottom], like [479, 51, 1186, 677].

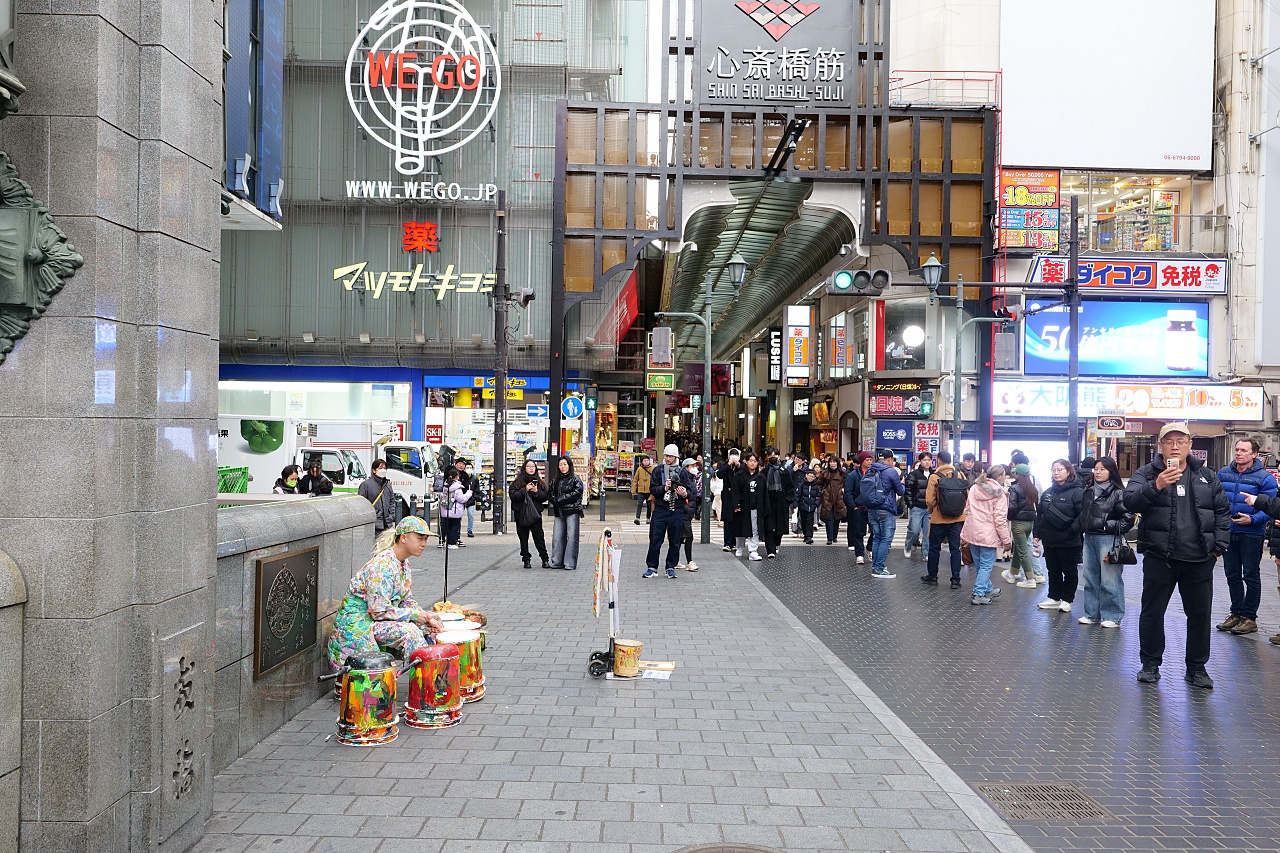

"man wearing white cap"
[1124, 422, 1231, 690]
[644, 444, 694, 579]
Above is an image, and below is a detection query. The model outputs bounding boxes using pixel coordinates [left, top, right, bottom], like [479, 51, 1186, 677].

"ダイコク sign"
[346, 0, 502, 175]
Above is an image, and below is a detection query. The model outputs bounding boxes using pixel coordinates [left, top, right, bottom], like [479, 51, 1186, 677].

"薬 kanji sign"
[1028, 256, 1227, 296]
[402, 221, 440, 253]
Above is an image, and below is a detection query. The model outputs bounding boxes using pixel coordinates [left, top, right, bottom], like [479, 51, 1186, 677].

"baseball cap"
[877, 449, 895, 460]
[663, 443, 679, 457]
[682, 458, 697, 467]
[396, 516, 434, 537]
[1157, 422, 1191, 442]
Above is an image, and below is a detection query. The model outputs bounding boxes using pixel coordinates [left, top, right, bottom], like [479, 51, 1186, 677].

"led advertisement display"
[1023, 299, 1208, 378]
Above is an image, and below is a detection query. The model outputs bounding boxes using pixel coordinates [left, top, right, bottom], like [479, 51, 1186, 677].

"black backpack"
[933, 471, 968, 517]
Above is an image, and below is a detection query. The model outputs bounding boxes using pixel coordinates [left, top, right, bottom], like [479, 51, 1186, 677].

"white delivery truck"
[380, 440, 443, 516]
[217, 416, 371, 494]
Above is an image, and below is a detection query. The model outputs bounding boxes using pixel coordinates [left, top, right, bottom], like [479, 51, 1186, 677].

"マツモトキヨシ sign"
[346, 0, 502, 175]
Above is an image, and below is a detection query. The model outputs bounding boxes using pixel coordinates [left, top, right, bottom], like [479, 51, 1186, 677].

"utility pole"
[1067, 195, 1080, 463]
[493, 190, 508, 534]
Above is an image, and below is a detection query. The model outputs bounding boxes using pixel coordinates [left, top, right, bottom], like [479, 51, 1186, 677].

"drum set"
[325, 614, 486, 746]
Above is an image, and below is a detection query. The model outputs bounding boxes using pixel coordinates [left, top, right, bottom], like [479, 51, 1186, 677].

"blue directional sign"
[526, 404, 549, 419]
[560, 396, 584, 419]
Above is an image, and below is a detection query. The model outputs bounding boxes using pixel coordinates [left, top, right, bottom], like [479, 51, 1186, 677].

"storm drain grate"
[977, 782, 1115, 821]
[673, 846, 785, 853]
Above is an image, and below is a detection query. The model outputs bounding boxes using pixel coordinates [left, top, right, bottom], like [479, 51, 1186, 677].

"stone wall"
[0, 551, 25, 853]
[214, 496, 376, 773]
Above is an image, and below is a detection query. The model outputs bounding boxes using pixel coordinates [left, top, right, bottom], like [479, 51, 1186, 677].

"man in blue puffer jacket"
[1216, 437, 1277, 636]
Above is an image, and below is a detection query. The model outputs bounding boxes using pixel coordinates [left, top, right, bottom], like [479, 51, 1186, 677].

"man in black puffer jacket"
[1123, 422, 1231, 690]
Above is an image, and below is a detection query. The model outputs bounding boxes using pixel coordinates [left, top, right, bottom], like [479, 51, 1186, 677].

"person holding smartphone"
[1124, 422, 1231, 690]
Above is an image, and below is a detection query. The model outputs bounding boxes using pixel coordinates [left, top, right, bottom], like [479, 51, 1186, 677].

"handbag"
[1106, 534, 1137, 565]
[960, 541, 974, 566]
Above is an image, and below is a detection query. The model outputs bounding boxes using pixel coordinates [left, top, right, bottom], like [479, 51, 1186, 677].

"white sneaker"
[856, 556, 865, 565]
[447, 544, 459, 550]
[904, 547, 913, 559]
[1078, 616, 1098, 625]
[721, 546, 731, 552]
[1058, 600, 1072, 612]
[1037, 599, 1061, 610]
[848, 545, 857, 551]
[1000, 569, 1016, 584]
[1033, 574, 1048, 584]
[748, 552, 762, 561]
[1016, 578, 1039, 589]
[735, 548, 744, 557]
[1100, 620, 1120, 628]
[686, 561, 699, 572]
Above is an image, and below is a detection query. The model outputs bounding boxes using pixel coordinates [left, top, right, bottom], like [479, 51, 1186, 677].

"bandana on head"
[396, 516, 432, 537]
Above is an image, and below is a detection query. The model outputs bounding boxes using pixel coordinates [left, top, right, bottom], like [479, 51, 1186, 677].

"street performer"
[327, 516, 446, 669]
[644, 444, 694, 579]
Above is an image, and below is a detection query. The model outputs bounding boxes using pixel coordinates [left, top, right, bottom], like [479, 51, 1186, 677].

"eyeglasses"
[1160, 438, 1190, 448]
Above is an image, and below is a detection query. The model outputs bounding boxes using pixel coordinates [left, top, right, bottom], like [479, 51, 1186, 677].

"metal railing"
[889, 70, 1001, 108]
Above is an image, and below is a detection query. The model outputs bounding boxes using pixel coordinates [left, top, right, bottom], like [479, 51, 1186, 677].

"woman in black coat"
[1077, 456, 1134, 627]
[1034, 458, 1085, 613]
[508, 459, 550, 569]
[732, 453, 765, 560]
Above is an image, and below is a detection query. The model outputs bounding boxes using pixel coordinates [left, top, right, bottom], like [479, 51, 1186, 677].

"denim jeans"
[867, 509, 897, 572]
[550, 511, 580, 569]
[1081, 532, 1126, 623]
[824, 512, 840, 544]
[1223, 532, 1264, 619]
[1010, 519, 1036, 578]
[466, 504, 475, 535]
[971, 544, 996, 596]
[905, 506, 931, 552]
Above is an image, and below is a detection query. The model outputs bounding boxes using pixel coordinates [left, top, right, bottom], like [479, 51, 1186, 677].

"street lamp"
[727, 253, 748, 291]
[920, 252, 943, 294]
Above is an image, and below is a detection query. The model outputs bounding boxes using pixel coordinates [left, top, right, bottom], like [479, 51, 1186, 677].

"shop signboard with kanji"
[1028, 256, 1227, 296]
[913, 421, 941, 455]
[993, 380, 1263, 421]
[697, 0, 854, 109]
[868, 381, 925, 418]
[1000, 169, 1060, 250]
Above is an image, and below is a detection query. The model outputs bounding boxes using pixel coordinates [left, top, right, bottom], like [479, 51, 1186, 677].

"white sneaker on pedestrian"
[675, 563, 686, 569]
[1037, 599, 1061, 610]
[856, 556, 865, 565]
[748, 552, 762, 561]
[1058, 600, 1072, 612]
[1100, 620, 1120, 628]
[735, 548, 744, 557]
[1001, 569, 1016, 584]
[1033, 574, 1048, 584]
[1078, 616, 1098, 625]
[686, 561, 699, 572]
[847, 545, 857, 551]
[722, 546, 731, 552]
[447, 544, 459, 550]
[1016, 578, 1038, 589]
[904, 547, 913, 559]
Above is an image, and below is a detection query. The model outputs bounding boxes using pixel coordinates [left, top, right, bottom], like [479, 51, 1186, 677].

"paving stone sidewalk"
[194, 522, 1033, 853]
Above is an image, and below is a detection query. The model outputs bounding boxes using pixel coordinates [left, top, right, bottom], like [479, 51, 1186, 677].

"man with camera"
[1124, 422, 1231, 690]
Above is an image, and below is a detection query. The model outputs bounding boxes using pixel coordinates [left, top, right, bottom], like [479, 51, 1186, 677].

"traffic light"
[584, 385, 598, 411]
[992, 305, 1018, 323]
[919, 390, 935, 419]
[826, 268, 891, 296]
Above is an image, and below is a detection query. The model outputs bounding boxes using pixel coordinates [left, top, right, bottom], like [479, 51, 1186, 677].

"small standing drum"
[435, 630, 484, 702]
[404, 644, 463, 729]
[337, 651, 399, 746]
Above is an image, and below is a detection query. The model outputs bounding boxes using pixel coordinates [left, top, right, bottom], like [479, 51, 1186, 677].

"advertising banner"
[869, 381, 925, 418]
[876, 420, 914, 450]
[993, 380, 1264, 421]
[1029, 256, 1227, 296]
[1000, 170, 1060, 250]
[768, 327, 783, 383]
[1023, 299, 1208, 378]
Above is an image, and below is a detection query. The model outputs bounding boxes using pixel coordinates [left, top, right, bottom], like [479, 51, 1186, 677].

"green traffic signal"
[832, 269, 854, 291]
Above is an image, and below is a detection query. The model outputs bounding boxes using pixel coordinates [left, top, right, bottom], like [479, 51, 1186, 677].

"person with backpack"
[960, 464, 1013, 604]
[923, 450, 969, 588]
[817, 455, 847, 546]
[860, 450, 906, 578]
[1004, 463, 1042, 589]
[796, 468, 822, 544]
[844, 452, 875, 564]
[1034, 459, 1085, 614]
[439, 468, 471, 550]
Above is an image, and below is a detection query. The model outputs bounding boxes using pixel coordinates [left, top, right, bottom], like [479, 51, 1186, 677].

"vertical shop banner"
[1000, 169, 1060, 250]
[710, 363, 734, 395]
[832, 326, 847, 368]
[768, 327, 783, 382]
[913, 421, 941, 456]
[681, 363, 705, 395]
[784, 306, 812, 387]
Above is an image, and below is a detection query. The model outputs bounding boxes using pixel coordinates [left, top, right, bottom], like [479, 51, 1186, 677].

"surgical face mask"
[285, 478, 298, 487]
[374, 468, 386, 478]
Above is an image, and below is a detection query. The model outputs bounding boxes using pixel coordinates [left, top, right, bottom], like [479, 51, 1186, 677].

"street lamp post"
[658, 253, 746, 545]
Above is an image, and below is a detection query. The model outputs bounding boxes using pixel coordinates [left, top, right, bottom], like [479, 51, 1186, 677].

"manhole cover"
[673, 847, 784, 853]
[977, 782, 1114, 821]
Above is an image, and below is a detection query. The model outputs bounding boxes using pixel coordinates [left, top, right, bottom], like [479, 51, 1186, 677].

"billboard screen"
[1023, 299, 1208, 378]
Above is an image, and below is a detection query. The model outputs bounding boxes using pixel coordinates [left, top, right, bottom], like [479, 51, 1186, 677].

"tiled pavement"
[196, 505, 1280, 853]
[751, 521, 1280, 853]
[194, 511, 1033, 853]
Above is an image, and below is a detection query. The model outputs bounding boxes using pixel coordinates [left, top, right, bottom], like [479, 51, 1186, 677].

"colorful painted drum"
[435, 630, 484, 702]
[437, 612, 466, 624]
[451, 620, 482, 632]
[336, 651, 399, 746]
[404, 644, 463, 729]
[612, 639, 642, 677]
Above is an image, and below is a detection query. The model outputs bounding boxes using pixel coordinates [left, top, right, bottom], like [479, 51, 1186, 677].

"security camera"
[515, 287, 535, 308]
[839, 245, 848, 257]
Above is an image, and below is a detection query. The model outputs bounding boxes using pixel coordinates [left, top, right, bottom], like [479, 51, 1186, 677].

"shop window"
[883, 298, 927, 371]
[565, 174, 596, 228]
[951, 120, 984, 173]
[887, 182, 912, 236]
[919, 182, 943, 236]
[603, 175, 627, 230]
[950, 183, 982, 237]
[888, 117, 912, 172]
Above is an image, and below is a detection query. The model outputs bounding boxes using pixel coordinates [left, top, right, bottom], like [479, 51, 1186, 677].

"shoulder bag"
[1105, 533, 1137, 565]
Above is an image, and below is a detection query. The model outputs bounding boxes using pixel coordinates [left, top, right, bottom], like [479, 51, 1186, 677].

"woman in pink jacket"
[961, 464, 1012, 605]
